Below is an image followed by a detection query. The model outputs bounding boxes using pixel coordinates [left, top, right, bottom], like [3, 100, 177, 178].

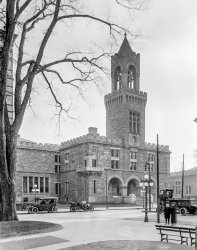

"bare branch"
[15, 0, 33, 21]
[37, 52, 109, 73]
[115, 0, 144, 11]
[43, 68, 86, 97]
[57, 14, 126, 35]
[42, 71, 72, 120]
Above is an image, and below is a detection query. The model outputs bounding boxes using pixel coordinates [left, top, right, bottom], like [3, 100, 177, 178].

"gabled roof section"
[118, 33, 133, 56]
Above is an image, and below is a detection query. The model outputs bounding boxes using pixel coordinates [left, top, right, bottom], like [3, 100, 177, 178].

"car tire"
[28, 207, 32, 213]
[180, 207, 187, 216]
[32, 207, 38, 214]
[52, 206, 57, 212]
[70, 206, 76, 212]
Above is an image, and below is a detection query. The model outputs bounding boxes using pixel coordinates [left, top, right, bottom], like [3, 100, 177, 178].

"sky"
[18, 0, 197, 172]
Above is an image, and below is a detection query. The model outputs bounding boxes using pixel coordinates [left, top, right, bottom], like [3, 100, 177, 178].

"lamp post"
[32, 184, 39, 205]
[145, 161, 152, 212]
[140, 174, 153, 222]
[141, 187, 145, 208]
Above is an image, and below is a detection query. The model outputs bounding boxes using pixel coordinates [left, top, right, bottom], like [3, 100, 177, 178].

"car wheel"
[180, 207, 187, 216]
[32, 207, 38, 214]
[28, 207, 32, 213]
[52, 206, 57, 212]
[70, 206, 76, 212]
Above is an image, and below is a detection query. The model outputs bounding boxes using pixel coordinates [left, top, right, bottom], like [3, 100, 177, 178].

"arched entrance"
[127, 179, 140, 196]
[108, 178, 122, 196]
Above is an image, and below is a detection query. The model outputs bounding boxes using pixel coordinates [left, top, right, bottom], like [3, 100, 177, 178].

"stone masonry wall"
[16, 146, 60, 203]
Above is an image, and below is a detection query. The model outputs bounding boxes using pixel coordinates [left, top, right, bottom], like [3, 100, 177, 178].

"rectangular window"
[45, 177, 49, 193]
[23, 177, 27, 193]
[65, 153, 69, 161]
[111, 160, 119, 169]
[55, 165, 61, 173]
[23, 197, 28, 202]
[84, 159, 87, 168]
[111, 149, 120, 158]
[130, 162, 137, 170]
[93, 180, 97, 194]
[65, 182, 69, 195]
[40, 177, 44, 193]
[29, 176, 33, 193]
[55, 183, 61, 195]
[84, 180, 87, 195]
[92, 159, 97, 168]
[129, 111, 140, 134]
[186, 185, 191, 195]
[148, 153, 154, 162]
[55, 154, 60, 163]
[130, 152, 137, 159]
[34, 177, 39, 188]
[175, 180, 181, 194]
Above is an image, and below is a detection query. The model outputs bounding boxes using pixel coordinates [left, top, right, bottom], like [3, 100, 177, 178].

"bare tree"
[0, 0, 144, 221]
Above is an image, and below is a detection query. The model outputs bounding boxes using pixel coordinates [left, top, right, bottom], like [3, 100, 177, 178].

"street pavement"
[0, 205, 196, 250]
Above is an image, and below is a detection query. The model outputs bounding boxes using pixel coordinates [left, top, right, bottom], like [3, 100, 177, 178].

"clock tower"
[105, 34, 147, 147]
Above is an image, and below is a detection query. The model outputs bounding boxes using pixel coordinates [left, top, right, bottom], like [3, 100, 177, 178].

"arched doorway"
[108, 178, 122, 196]
[127, 179, 140, 196]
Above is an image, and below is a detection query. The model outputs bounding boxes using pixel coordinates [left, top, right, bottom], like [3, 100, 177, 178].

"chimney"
[88, 127, 98, 135]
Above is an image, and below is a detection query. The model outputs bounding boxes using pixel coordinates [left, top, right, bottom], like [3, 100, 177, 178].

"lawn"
[0, 220, 62, 238]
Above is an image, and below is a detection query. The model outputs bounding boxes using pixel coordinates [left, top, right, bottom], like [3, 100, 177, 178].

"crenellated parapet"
[105, 89, 147, 100]
[145, 142, 169, 152]
[60, 128, 123, 149]
[104, 89, 147, 111]
[17, 136, 59, 152]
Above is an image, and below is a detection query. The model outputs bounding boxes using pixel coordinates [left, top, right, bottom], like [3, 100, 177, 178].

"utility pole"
[181, 154, 184, 199]
[148, 163, 152, 211]
[156, 134, 160, 223]
[105, 169, 108, 209]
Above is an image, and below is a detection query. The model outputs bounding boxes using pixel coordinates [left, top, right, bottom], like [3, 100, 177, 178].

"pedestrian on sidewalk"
[164, 202, 171, 225]
[171, 203, 177, 226]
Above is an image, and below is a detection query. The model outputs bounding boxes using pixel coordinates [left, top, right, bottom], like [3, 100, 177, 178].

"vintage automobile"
[158, 188, 197, 216]
[169, 199, 197, 216]
[28, 197, 58, 213]
[70, 201, 94, 212]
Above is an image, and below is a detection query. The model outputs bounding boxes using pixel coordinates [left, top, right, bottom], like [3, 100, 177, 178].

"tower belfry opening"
[105, 35, 146, 146]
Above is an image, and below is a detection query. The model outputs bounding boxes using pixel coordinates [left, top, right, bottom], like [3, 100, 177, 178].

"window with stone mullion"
[129, 111, 140, 134]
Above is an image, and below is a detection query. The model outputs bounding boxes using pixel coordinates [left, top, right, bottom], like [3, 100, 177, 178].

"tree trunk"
[0, 176, 18, 221]
[0, 127, 18, 221]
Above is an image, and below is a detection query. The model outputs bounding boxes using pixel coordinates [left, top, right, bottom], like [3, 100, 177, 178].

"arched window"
[127, 65, 135, 89]
[115, 66, 122, 91]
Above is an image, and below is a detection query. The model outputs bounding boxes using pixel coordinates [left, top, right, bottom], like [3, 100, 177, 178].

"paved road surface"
[0, 207, 195, 250]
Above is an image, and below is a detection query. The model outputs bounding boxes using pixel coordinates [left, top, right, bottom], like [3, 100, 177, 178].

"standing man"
[164, 203, 171, 225]
[171, 203, 177, 226]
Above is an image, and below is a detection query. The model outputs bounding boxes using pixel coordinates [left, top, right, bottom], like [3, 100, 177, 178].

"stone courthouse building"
[1, 29, 171, 204]
[59, 35, 171, 204]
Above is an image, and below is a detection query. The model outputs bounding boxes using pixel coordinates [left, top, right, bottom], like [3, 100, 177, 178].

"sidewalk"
[63, 240, 194, 250]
